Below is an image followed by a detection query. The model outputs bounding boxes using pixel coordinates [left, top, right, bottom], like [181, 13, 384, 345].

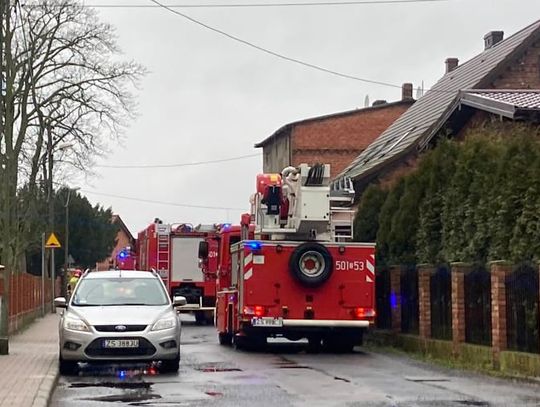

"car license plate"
[102, 339, 139, 348]
[252, 317, 283, 327]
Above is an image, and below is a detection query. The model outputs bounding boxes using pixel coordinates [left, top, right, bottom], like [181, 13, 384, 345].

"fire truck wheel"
[195, 311, 206, 325]
[306, 336, 322, 353]
[218, 332, 232, 346]
[322, 336, 355, 353]
[233, 334, 266, 351]
[289, 243, 333, 287]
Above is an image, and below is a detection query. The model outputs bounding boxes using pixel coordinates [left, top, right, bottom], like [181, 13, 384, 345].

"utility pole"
[63, 187, 79, 297]
[0, 0, 9, 356]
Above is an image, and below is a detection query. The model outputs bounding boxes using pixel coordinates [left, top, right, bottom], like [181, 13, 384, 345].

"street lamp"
[63, 187, 80, 297]
[44, 137, 75, 313]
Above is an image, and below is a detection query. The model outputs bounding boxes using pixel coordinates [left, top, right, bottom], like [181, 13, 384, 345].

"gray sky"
[76, 0, 540, 236]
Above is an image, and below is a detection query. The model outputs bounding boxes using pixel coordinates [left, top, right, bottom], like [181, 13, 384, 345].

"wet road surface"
[52, 317, 540, 407]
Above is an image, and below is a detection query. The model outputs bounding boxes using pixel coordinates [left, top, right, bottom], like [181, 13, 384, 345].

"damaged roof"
[338, 19, 540, 181]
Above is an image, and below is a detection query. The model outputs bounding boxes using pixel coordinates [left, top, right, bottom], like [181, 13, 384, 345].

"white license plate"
[252, 317, 283, 327]
[103, 339, 139, 348]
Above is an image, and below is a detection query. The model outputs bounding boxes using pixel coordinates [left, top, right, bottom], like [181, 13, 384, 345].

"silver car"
[55, 269, 186, 375]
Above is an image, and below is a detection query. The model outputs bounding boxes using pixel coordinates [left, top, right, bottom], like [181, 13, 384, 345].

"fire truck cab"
[201, 164, 376, 352]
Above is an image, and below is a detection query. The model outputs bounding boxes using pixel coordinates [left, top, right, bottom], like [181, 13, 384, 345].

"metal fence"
[430, 265, 452, 340]
[464, 264, 492, 346]
[375, 268, 391, 329]
[401, 265, 419, 334]
[506, 263, 539, 354]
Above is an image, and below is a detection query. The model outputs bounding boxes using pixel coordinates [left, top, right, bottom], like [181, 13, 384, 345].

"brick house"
[337, 20, 540, 374]
[95, 215, 135, 271]
[255, 84, 415, 178]
[337, 20, 540, 194]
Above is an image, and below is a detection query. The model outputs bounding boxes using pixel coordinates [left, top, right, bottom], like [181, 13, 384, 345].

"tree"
[25, 188, 119, 273]
[0, 0, 144, 273]
[376, 178, 405, 266]
[353, 184, 388, 242]
[416, 140, 459, 264]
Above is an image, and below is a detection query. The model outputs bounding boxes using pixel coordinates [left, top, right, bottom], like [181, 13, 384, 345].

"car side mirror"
[54, 297, 67, 308]
[173, 296, 187, 307]
[198, 241, 209, 259]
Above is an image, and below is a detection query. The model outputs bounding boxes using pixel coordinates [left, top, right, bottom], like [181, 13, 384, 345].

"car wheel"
[59, 356, 78, 376]
[160, 354, 180, 373]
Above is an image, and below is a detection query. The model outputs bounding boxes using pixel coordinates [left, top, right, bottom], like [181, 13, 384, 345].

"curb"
[31, 357, 59, 407]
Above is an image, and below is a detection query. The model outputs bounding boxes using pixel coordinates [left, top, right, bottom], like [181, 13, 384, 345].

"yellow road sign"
[45, 232, 61, 249]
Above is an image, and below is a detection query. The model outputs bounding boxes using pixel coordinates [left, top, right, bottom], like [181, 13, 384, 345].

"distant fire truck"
[199, 164, 376, 351]
[137, 220, 218, 324]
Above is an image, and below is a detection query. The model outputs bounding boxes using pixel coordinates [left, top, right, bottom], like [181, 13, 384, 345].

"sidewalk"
[0, 314, 59, 407]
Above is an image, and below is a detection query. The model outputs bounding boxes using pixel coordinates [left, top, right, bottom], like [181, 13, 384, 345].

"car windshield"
[71, 277, 169, 306]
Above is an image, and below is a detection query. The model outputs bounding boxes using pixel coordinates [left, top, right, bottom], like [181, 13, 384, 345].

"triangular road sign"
[45, 232, 62, 249]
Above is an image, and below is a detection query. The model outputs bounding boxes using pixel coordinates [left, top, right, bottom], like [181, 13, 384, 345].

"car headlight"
[64, 317, 90, 332]
[152, 317, 176, 331]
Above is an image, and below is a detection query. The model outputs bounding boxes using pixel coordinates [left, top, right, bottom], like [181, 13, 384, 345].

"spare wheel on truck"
[289, 242, 333, 287]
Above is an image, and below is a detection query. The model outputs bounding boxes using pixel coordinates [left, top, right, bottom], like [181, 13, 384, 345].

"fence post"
[418, 264, 435, 339]
[451, 262, 470, 355]
[489, 260, 512, 367]
[389, 265, 402, 333]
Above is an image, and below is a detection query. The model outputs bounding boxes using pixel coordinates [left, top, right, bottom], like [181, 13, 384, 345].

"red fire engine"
[137, 219, 218, 324]
[199, 164, 376, 351]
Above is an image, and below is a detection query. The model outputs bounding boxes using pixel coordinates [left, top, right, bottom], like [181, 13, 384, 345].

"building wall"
[262, 129, 291, 173]
[95, 229, 133, 271]
[291, 103, 412, 178]
[491, 39, 540, 89]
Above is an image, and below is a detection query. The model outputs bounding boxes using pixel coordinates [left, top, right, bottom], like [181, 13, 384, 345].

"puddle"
[191, 363, 242, 372]
[404, 376, 449, 382]
[71, 382, 153, 389]
[82, 393, 161, 403]
[277, 365, 312, 369]
[205, 391, 223, 397]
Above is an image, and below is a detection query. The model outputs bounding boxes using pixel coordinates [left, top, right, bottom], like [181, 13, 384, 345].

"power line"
[148, 0, 405, 89]
[80, 0, 449, 8]
[82, 189, 246, 211]
[96, 152, 260, 169]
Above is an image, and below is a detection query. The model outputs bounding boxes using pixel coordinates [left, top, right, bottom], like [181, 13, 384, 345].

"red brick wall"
[291, 103, 412, 177]
[491, 39, 540, 89]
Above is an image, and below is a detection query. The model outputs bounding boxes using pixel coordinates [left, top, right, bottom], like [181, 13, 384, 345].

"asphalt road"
[51, 317, 540, 407]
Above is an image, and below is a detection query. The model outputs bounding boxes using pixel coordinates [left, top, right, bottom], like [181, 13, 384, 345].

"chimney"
[484, 31, 504, 50]
[402, 83, 413, 101]
[445, 57, 459, 73]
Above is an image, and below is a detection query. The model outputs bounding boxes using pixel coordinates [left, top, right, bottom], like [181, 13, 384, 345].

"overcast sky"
[75, 0, 540, 236]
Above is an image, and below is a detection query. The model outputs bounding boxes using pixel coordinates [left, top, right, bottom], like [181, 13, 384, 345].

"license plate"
[252, 317, 283, 327]
[102, 339, 139, 348]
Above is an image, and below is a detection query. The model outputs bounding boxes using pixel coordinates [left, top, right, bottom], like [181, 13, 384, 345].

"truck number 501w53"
[335, 260, 364, 271]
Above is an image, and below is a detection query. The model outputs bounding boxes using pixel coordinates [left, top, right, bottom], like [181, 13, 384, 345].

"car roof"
[83, 270, 157, 279]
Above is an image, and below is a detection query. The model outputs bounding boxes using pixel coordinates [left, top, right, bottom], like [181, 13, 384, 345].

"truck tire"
[218, 332, 232, 346]
[322, 336, 356, 353]
[289, 243, 333, 287]
[233, 334, 266, 351]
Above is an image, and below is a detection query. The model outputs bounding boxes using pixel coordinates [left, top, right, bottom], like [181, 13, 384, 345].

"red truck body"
[200, 164, 376, 350]
[137, 221, 218, 323]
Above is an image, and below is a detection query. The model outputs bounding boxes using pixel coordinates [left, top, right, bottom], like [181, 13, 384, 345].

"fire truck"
[137, 220, 218, 324]
[199, 164, 376, 351]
